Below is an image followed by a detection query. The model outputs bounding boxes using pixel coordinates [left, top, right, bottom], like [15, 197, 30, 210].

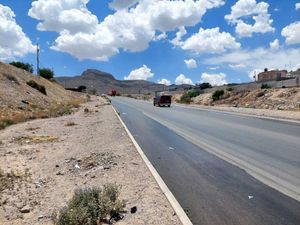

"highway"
[110, 96, 300, 225]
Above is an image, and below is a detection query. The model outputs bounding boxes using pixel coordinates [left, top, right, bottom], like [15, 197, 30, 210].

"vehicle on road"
[153, 95, 172, 107]
[108, 89, 117, 96]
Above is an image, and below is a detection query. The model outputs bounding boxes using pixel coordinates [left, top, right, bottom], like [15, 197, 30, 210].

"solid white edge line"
[111, 105, 193, 225]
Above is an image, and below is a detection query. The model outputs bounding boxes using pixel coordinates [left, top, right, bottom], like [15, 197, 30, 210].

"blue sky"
[0, 0, 299, 86]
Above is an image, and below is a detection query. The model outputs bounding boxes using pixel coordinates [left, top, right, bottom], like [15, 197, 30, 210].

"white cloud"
[181, 27, 240, 54]
[28, 0, 225, 61]
[109, 0, 139, 10]
[229, 63, 246, 69]
[225, 0, 275, 37]
[296, 3, 300, 10]
[124, 65, 154, 80]
[248, 68, 262, 81]
[209, 66, 220, 70]
[175, 74, 194, 85]
[184, 58, 197, 69]
[205, 47, 300, 77]
[201, 72, 227, 86]
[281, 21, 300, 45]
[269, 39, 279, 50]
[0, 4, 35, 61]
[158, 78, 171, 86]
[170, 26, 187, 46]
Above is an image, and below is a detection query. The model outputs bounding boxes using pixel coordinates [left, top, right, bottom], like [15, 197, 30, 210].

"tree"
[39, 68, 54, 80]
[198, 82, 212, 89]
[9, 61, 33, 73]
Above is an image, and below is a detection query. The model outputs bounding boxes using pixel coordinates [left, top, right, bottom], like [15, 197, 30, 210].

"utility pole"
[36, 42, 40, 75]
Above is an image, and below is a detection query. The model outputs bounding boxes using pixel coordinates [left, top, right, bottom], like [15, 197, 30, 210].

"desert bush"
[3, 74, 20, 85]
[39, 68, 54, 80]
[0, 168, 31, 193]
[198, 82, 212, 90]
[0, 119, 15, 130]
[261, 83, 271, 89]
[179, 89, 202, 104]
[53, 184, 125, 225]
[9, 61, 33, 73]
[212, 90, 224, 101]
[26, 80, 47, 95]
[226, 87, 234, 92]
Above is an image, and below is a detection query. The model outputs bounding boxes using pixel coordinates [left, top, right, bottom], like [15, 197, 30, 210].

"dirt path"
[0, 96, 180, 225]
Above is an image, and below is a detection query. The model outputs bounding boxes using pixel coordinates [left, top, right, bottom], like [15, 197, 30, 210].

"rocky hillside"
[189, 88, 300, 110]
[56, 69, 191, 94]
[0, 61, 82, 129]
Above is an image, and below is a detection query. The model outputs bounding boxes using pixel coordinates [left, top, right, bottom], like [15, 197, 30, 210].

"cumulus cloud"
[175, 74, 194, 85]
[205, 47, 300, 77]
[184, 58, 197, 69]
[296, 3, 300, 10]
[0, 4, 35, 61]
[269, 39, 279, 50]
[28, 0, 225, 61]
[225, 0, 274, 37]
[158, 78, 171, 86]
[109, 0, 139, 10]
[181, 27, 240, 54]
[124, 65, 154, 80]
[170, 26, 187, 46]
[200, 72, 227, 86]
[281, 21, 300, 45]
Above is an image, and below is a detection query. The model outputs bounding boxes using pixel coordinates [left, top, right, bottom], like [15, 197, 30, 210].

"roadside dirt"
[0, 96, 180, 225]
[173, 87, 300, 121]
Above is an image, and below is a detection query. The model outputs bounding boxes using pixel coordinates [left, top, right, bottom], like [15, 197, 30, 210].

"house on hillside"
[257, 69, 288, 82]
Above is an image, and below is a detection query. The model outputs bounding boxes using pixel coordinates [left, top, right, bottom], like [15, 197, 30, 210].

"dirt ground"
[0, 96, 180, 225]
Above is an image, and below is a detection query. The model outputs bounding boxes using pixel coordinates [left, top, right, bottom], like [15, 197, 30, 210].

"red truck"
[108, 89, 117, 96]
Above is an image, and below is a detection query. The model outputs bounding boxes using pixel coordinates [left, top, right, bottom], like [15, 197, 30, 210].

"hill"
[56, 69, 191, 94]
[0, 61, 82, 129]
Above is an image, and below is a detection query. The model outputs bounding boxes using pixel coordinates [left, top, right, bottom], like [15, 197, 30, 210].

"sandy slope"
[0, 97, 180, 225]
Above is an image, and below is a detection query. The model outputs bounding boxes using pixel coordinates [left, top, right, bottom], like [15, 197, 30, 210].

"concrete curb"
[111, 105, 193, 225]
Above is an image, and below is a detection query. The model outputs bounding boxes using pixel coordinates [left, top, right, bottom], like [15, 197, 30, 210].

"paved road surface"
[111, 97, 300, 225]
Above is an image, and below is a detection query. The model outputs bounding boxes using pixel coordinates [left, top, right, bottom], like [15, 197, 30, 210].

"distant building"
[257, 69, 288, 82]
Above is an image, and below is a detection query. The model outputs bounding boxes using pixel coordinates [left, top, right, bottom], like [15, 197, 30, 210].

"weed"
[226, 87, 234, 92]
[179, 89, 202, 104]
[26, 80, 47, 95]
[14, 135, 58, 144]
[0, 168, 31, 193]
[212, 90, 224, 101]
[3, 74, 20, 85]
[261, 83, 271, 89]
[53, 184, 125, 225]
[0, 119, 15, 129]
[65, 121, 77, 126]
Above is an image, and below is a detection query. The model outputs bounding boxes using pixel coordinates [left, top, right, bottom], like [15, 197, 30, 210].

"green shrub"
[212, 90, 224, 101]
[54, 184, 125, 225]
[198, 82, 212, 90]
[26, 80, 47, 95]
[9, 61, 33, 73]
[261, 83, 271, 89]
[0, 119, 15, 130]
[226, 87, 234, 91]
[179, 89, 202, 104]
[39, 68, 54, 80]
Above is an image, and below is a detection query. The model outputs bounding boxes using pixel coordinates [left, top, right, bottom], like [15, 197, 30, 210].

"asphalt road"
[110, 97, 300, 225]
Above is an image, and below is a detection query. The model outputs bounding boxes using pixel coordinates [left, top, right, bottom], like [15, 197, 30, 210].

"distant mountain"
[56, 69, 192, 94]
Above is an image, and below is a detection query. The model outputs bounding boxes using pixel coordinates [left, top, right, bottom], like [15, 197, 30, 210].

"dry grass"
[0, 97, 87, 130]
[0, 168, 31, 193]
[65, 121, 77, 126]
[13, 135, 59, 144]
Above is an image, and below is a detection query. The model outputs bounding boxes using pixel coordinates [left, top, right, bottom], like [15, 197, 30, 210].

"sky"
[0, 0, 300, 86]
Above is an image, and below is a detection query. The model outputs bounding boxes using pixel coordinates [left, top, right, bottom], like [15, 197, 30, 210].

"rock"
[84, 108, 89, 113]
[104, 166, 110, 170]
[20, 205, 31, 213]
[56, 171, 64, 176]
[130, 206, 137, 214]
[16, 202, 24, 209]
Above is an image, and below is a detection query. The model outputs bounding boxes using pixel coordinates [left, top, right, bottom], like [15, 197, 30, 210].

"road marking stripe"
[111, 105, 193, 225]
